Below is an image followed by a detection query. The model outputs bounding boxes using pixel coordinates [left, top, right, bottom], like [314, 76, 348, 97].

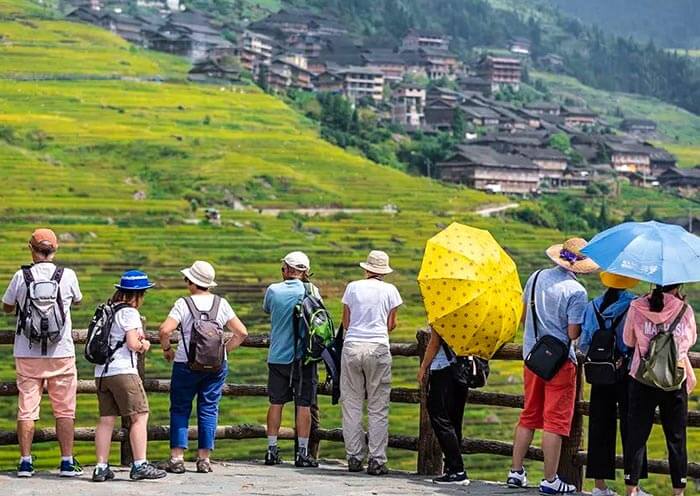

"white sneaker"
[636, 488, 653, 496]
[506, 467, 527, 488]
[539, 475, 577, 494]
[592, 488, 619, 496]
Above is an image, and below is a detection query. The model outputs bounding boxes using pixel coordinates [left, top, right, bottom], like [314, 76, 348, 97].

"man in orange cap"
[2, 228, 83, 478]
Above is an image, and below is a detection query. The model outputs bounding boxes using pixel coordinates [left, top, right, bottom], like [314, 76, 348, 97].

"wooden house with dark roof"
[658, 167, 700, 190]
[621, 118, 657, 134]
[187, 57, 240, 83]
[437, 145, 540, 194]
[361, 49, 405, 82]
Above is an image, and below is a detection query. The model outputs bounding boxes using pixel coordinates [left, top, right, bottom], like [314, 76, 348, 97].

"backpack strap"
[183, 296, 203, 320]
[666, 304, 688, 335]
[51, 267, 66, 324]
[207, 295, 221, 321]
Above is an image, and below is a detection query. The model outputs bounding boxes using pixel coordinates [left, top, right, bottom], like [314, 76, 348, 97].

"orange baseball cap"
[30, 228, 58, 250]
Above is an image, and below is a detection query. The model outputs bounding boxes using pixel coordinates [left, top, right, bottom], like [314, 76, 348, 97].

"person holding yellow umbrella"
[579, 272, 649, 496]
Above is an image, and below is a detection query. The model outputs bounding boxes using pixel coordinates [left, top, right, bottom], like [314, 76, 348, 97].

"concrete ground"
[0, 460, 544, 496]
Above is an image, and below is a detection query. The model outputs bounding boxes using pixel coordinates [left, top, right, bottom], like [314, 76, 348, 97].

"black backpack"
[584, 304, 627, 385]
[85, 302, 130, 365]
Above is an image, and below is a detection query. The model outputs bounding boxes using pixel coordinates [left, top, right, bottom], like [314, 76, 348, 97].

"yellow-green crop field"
[0, 4, 698, 493]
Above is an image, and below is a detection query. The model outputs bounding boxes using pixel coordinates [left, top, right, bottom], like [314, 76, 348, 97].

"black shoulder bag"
[442, 341, 490, 389]
[524, 270, 571, 381]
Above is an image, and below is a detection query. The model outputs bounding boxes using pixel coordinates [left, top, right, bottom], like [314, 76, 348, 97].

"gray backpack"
[17, 265, 66, 355]
[635, 304, 688, 391]
[180, 296, 225, 372]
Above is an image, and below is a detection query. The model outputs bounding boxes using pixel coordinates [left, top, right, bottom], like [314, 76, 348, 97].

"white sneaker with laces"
[506, 467, 527, 488]
[539, 475, 577, 494]
[636, 488, 653, 496]
[592, 488, 619, 496]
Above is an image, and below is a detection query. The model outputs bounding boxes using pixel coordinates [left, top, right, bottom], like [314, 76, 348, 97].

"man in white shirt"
[2, 228, 83, 478]
[340, 250, 402, 476]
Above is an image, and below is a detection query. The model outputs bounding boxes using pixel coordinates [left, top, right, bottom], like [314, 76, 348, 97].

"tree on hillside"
[549, 133, 572, 154]
[642, 204, 657, 221]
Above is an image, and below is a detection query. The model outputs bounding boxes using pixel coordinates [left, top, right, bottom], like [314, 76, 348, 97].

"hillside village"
[63, 1, 700, 197]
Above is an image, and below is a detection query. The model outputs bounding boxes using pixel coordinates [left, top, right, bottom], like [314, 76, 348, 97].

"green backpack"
[294, 283, 336, 365]
[635, 304, 688, 391]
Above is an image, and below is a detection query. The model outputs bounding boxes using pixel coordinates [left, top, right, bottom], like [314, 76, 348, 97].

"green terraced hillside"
[0, 3, 698, 493]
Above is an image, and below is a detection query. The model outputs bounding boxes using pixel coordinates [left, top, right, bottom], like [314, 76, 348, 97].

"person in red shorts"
[506, 238, 599, 495]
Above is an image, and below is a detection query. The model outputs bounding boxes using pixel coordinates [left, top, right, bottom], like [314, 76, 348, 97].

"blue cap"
[114, 270, 155, 291]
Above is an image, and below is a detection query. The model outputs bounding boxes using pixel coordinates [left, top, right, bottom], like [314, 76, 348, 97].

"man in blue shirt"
[263, 251, 320, 468]
[507, 238, 598, 495]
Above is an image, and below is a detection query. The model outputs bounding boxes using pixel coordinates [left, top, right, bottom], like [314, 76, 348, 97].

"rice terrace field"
[0, 1, 699, 493]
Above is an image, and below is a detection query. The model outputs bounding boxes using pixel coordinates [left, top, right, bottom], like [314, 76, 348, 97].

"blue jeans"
[170, 361, 227, 450]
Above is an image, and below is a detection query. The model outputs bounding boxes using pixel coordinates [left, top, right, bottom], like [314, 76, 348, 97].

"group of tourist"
[1, 229, 402, 482]
[2, 228, 696, 496]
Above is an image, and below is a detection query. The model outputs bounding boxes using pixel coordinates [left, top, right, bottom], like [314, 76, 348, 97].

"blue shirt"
[430, 346, 453, 371]
[522, 266, 588, 363]
[263, 280, 306, 364]
[579, 290, 635, 356]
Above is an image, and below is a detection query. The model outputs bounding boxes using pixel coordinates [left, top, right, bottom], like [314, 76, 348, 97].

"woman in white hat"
[158, 261, 248, 474]
[340, 250, 403, 476]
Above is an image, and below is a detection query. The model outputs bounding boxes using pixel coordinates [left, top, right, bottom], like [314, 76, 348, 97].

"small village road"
[0, 460, 543, 496]
[474, 203, 520, 217]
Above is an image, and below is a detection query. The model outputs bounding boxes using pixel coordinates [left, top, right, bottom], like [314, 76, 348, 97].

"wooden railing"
[0, 329, 698, 489]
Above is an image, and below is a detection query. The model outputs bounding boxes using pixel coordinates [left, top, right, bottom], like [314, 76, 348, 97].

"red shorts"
[518, 360, 576, 436]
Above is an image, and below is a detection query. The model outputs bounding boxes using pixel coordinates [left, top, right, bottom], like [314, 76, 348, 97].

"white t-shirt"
[167, 294, 236, 363]
[342, 278, 403, 346]
[94, 307, 143, 377]
[2, 263, 82, 358]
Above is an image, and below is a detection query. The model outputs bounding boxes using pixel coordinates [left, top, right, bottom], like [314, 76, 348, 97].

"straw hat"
[360, 250, 393, 275]
[600, 271, 639, 289]
[181, 260, 218, 288]
[546, 238, 599, 274]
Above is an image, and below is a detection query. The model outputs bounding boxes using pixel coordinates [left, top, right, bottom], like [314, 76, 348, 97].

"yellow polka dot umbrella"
[417, 222, 523, 359]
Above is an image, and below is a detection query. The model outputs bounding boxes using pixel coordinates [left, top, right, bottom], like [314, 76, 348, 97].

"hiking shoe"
[366, 458, 388, 476]
[432, 471, 470, 485]
[507, 467, 528, 488]
[636, 489, 653, 496]
[17, 459, 34, 478]
[196, 458, 213, 473]
[347, 457, 364, 472]
[264, 446, 282, 466]
[592, 488, 619, 496]
[539, 476, 576, 494]
[158, 458, 186, 474]
[295, 449, 319, 468]
[59, 457, 83, 477]
[92, 465, 115, 482]
[130, 462, 167, 480]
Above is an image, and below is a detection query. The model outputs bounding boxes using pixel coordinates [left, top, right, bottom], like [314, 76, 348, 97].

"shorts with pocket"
[267, 362, 317, 407]
[96, 373, 149, 417]
[16, 357, 77, 421]
[519, 360, 577, 436]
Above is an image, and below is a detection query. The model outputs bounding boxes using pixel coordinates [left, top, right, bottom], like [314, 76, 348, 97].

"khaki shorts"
[16, 357, 77, 421]
[96, 374, 149, 417]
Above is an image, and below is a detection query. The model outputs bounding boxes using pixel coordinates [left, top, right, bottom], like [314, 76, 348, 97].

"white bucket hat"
[181, 260, 218, 288]
[360, 250, 393, 275]
[281, 251, 310, 272]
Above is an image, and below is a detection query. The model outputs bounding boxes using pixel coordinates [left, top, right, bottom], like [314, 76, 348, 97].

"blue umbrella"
[581, 221, 700, 286]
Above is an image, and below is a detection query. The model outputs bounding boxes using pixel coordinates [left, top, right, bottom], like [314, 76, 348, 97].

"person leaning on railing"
[157, 261, 248, 475]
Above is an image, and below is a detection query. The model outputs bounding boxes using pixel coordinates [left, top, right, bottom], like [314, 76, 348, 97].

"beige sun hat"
[181, 260, 218, 288]
[545, 237, 599, 274]
[360, 250, 393, 275]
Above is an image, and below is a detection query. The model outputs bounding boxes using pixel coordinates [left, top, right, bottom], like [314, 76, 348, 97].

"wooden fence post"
[558, 361, 585, 489]
[416, 328, 443, 475]
[121, 325, 147, 466]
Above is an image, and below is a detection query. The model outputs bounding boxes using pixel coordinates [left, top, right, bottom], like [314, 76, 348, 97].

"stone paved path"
[0, 460, 544, 496]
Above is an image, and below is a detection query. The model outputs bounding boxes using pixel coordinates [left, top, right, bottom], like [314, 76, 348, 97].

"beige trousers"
[340, 341, 392, 464]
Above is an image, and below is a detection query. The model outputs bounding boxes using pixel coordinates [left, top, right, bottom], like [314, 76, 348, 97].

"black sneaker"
[130, 462, 167, 480]
[265, 446, 282, 466]
[92, 465, 115, 482]
[432, 471, 470, 485]
[295, 449, 319, 468]
[348, 457, 364, 473]
[366, 458, 388, 476]
[59, 457, 83, 477]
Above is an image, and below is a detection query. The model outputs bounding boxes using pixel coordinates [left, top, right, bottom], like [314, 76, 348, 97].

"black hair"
[649, 284, 682, 313]
[184, 277, 209, 292]
[111, 289, 146, 307]
[599, 288, 622, 313]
